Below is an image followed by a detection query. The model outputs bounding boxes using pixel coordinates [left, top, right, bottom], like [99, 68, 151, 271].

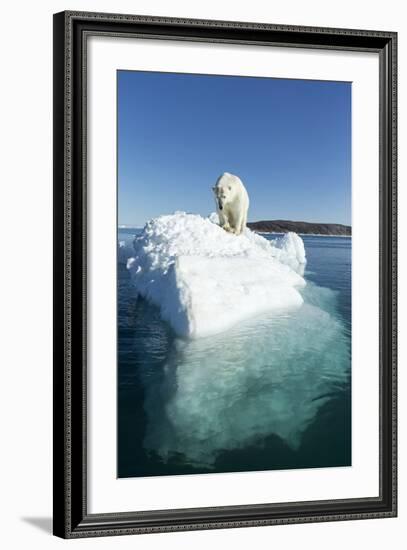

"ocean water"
[118, 230, 351, 477]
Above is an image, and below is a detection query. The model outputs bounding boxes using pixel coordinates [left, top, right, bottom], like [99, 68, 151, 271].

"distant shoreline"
[257, 231, 351, 238]
[248, 220, 351, 237]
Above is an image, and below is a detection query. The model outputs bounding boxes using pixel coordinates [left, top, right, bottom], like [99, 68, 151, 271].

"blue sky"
[118, 71, 351, 226]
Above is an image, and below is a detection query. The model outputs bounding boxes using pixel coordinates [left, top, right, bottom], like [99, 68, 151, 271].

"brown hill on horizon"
[247, 220, 351, 236]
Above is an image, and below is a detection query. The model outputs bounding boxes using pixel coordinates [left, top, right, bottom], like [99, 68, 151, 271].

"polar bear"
[212, 172, 249, 236]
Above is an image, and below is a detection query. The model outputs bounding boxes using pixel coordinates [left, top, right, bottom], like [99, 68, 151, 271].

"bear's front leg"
[233, 214, 244, 235]
[235, 212, 247, 236]
[219, 211, 232, 232]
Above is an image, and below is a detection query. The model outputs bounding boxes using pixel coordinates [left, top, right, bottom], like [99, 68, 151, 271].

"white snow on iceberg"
[126, 212, 306, 338]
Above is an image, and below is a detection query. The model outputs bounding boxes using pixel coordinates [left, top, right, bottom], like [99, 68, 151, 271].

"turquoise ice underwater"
[118, 227, 351, 477]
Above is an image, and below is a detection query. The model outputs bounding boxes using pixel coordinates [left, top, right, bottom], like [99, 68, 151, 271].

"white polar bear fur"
[212, 172, 250, 236]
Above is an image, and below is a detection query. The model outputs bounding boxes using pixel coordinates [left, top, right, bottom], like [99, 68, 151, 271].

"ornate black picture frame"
[53, 10, 397, 538]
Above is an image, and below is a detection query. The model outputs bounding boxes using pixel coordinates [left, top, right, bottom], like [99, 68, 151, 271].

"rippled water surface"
[118, 231, 351, 477]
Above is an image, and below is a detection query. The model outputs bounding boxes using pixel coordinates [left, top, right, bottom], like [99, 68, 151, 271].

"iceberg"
[126, 212, 306, 338]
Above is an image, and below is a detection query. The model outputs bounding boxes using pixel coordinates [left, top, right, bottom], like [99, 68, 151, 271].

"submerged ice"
[139, 283, 350, 468]
[126, 212, 307, 338]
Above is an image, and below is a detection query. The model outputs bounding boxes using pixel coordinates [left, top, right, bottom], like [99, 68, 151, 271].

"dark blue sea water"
[118, 231, 351, 477]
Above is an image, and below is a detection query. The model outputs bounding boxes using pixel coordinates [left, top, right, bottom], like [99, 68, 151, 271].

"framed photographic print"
[53, 11, 397, 538]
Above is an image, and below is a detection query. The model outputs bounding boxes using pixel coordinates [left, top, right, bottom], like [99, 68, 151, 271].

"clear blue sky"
[118, 70, 351, 226]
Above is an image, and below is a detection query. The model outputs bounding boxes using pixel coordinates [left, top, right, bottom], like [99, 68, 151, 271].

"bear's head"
[212, 172, 239, 210]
